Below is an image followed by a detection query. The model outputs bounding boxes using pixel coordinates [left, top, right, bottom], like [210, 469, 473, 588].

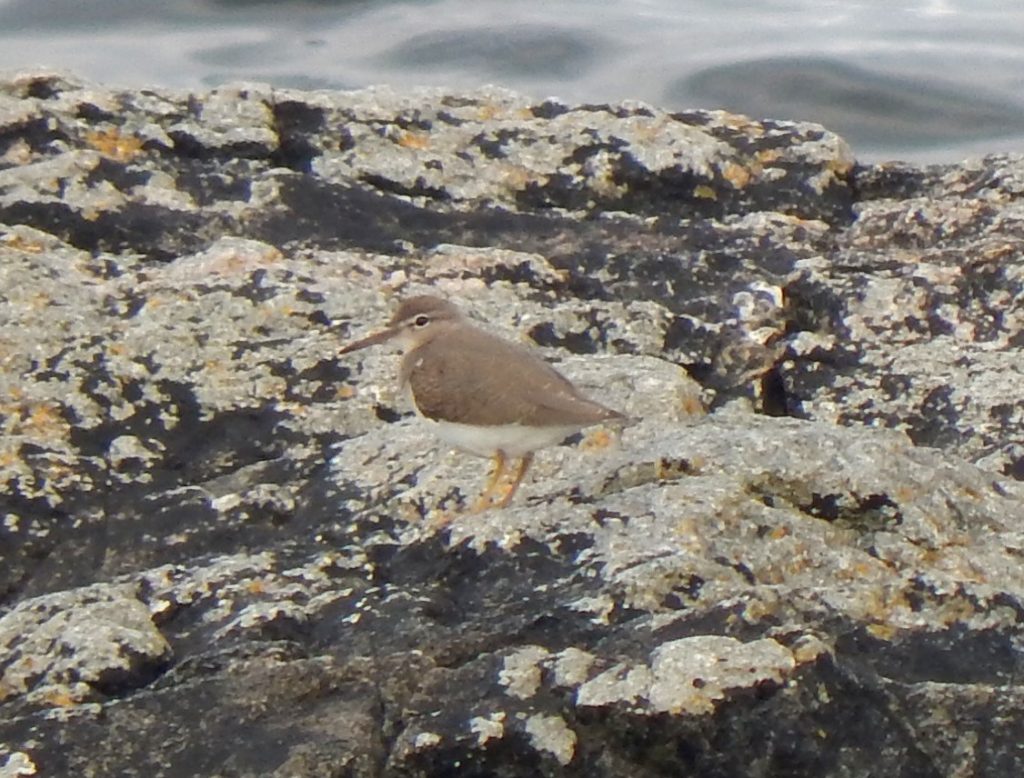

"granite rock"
[1, 70, 1023, 777]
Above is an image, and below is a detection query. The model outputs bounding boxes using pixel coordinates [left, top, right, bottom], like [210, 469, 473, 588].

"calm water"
[1, 0, 1023, 163]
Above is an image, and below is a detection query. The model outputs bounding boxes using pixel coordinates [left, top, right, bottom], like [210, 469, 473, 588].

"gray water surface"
[1, 0, 1023, 163]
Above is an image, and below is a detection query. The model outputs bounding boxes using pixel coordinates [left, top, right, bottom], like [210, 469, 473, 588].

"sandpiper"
[340, 295, 626, 510]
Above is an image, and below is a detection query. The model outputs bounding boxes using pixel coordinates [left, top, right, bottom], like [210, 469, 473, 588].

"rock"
[1, 69, 1023, 776]
[0, 582, 170, 705]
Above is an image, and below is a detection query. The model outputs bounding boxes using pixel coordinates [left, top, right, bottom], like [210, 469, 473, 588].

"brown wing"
[404, 326, 622, 428]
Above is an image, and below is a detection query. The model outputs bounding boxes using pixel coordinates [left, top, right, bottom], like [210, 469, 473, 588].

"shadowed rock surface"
[1, 70, 1024, 777]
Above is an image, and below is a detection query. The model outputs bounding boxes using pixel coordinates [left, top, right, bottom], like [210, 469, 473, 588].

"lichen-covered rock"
[0, 582, 170, 706]
[1, 70, 1024, 777]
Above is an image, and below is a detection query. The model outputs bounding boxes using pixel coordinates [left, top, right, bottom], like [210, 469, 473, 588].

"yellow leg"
[496, 453, 534, 508]
[469, 452, 508, 513]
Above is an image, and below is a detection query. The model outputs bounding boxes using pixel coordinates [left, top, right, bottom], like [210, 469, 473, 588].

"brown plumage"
[401, 317, 622, 428]
[340, 295, 626, 512]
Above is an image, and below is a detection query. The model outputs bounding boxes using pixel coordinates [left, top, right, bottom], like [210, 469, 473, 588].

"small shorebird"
[340, 295, 626, 510]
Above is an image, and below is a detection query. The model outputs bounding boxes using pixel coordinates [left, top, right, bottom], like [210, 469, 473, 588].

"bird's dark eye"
[413, 314, 430, 327]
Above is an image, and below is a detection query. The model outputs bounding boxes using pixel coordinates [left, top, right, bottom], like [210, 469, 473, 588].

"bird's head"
[339, 295, 463, 354]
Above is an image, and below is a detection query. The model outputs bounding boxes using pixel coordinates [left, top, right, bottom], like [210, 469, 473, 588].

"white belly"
[420, 416, 580, 458]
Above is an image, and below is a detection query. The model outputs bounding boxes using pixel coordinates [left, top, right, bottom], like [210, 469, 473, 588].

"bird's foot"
[469, 452, 509, 510]
[494, 453, 533, 508]
[422, 451, 537, 528]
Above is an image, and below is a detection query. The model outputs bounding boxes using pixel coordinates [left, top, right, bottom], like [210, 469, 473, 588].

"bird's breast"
[417, 415, 580, 458]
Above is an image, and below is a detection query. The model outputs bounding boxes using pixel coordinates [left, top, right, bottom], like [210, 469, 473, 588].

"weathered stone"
[1, 69, 1023, 776]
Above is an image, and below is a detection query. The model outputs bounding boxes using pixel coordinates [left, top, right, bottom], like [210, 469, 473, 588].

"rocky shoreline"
[1, 70, 1023, 776]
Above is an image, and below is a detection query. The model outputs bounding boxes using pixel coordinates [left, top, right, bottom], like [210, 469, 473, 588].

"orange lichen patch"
[719, 111, 760, 133]
[1, 137, 33, 165]
[959, 483, 986, 501]
[39, 687, 84, 708]
[784, 550, 817, 576]
[716, 112, 747, 128]
[39, 457, 76, 483]
[85, 127, 145, 162]
[246, 579, 266, 595]
[977, 243, 1017, 262]
[936, 595, 979, 625]
[756, 148, 784, 165]
[399, 501, 427, 524]
[677, 390, 705, 418]
[137, 295, 163, 313]
[826, 156, 854, 176]
[855, 586, 913, 636]
[892, 485, 918, 503]
[0, 230, 46, 253]
[850, 559, 885, 578]
[397, 131, 430, 150]
[656, 457, 693, 480]
[22, 402, 68, 436]
[500, 165, 542, 191]
[626, 116, 669, 145]
[768, 525, 790, 540]
[0, 679, 19, 702]
[474, 104, 498, 121]
[673, 516, 705, 553]
[791, 637, 830, 664]
[1, 385, 25, 404]
[336, 385, 358, 400]
[721, 162, 753, 189]
[276, 400, 309, 417]
[203, 245, 284, 277]
[942, 530, 974, 548]
[693, 185, 717, 200]
[741, 597, 775, 624]
[28, 291, 52, 310]
[10, 655, 40, 679]
[589, 167, 628, 200]
[580, 428, 615, 451]
[866, 622, 898, 641]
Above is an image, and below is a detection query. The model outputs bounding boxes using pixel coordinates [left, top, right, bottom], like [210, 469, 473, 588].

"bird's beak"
[338, 325, 400, 354]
